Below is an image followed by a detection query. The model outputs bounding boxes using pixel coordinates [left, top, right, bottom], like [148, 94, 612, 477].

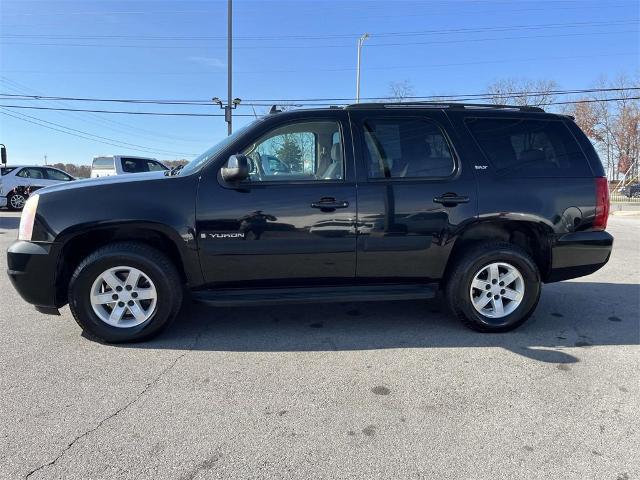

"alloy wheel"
[90, 266, 157, 328]
[469, 262, 525, 319]
[10, 194, 26, 210]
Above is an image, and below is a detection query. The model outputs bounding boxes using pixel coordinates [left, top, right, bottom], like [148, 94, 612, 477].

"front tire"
[68, 242, 183, 343]
[445, 242, 541, 332]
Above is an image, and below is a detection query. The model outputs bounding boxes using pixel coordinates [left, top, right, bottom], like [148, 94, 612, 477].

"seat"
[322, 142, 343, 179]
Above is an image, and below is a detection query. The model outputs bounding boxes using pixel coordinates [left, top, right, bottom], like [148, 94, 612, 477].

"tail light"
[593, 177, 610, 231]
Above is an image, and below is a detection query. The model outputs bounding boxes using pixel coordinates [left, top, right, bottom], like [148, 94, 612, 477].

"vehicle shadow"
[118, 281, 639, 364]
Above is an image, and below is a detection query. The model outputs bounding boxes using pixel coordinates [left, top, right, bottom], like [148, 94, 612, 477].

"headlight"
[18, 194, 39, 241]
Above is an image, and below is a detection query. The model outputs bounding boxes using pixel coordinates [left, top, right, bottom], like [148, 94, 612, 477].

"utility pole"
[44, 154, 47, 165]
[213, 0, 241, 133]
[227, 0, 233, 135]
[356, 33, 370, 104]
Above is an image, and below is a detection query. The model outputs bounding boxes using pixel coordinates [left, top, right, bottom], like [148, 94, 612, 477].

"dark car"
[7, 103, 613, 343]
[622, 184, 640, 198]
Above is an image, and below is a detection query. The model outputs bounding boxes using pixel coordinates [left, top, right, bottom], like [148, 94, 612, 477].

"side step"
[191, 284, 438, 307]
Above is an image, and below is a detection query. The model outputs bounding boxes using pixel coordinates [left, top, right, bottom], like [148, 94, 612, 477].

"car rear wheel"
[68, 242, 183, 343]
[445, 242, 541, 332]
[7, 192, 26, 211]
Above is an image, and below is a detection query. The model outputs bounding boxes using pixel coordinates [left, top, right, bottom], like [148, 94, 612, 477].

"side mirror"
[0, 145, 6, 166]
[221, 154, 249, 183]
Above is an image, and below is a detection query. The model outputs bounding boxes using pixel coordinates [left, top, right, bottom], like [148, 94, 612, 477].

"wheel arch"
[56, 223, 190, 306]
[444, 218, 554, 284]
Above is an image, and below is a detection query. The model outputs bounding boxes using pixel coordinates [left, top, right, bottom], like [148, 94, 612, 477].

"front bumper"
[546, 231, 614, 282]
[0, 196, 6, 208]
[7, 240, 62, 309]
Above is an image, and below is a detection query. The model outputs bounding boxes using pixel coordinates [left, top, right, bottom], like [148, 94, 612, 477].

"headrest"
[331, 142, 342, 163]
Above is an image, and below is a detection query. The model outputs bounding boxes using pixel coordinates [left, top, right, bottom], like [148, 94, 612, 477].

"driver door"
[196, 111, 358, 288]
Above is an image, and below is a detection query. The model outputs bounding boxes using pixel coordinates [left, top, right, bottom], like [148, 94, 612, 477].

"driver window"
[240, 120, 343, 182]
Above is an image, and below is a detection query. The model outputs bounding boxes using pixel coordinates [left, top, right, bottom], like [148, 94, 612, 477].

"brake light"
[593, 177, 610, 231]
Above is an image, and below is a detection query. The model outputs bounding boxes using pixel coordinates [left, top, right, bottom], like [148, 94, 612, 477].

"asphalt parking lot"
[0, 211, 638, 480]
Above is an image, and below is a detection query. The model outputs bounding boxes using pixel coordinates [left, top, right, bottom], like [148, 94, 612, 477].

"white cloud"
[188, 56, 225, 69]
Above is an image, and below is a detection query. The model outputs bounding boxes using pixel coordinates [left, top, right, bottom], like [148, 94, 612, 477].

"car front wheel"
[68, 242, 183, 343]
[445, 242, 541, 332]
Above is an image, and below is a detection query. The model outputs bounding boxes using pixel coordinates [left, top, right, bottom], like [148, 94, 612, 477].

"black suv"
[7, 103, 613, 343]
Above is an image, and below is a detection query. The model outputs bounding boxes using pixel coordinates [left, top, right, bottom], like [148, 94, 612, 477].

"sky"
[0, 0, 638, 165]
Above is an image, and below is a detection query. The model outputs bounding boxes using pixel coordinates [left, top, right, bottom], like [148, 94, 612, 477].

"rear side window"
[1, 167, 16, 176]
[465, 118, 590, 177]
[362, 118, 455, 179]
[92, 158, 114, 170]
[121, 158, 149, 173]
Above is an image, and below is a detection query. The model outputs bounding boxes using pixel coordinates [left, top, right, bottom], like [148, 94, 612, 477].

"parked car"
[621, 184, 640, 198]
[91, 155, 168, 178]
[8, 102, 613, 343]
[1, 165, 75, 211]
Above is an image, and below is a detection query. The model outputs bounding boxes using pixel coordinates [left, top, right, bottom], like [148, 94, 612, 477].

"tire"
[7, 192, 26, 211]
[445, 242, 541, 333]
[68, 242, 183, 343]
[633, 191, 640, 198]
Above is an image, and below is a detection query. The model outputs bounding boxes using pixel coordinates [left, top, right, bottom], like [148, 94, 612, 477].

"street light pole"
[226, 0, 233, 135]
[356, 33, 370, 104]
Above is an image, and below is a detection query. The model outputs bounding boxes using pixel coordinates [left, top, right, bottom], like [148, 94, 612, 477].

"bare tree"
[387, 80, 416, 102]
[564, 73, 640, 182]
[486, 78, 559, 107]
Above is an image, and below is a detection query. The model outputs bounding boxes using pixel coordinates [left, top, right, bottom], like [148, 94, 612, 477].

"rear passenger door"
[349, 109, 478, 283]
[15, 167, 48, 187]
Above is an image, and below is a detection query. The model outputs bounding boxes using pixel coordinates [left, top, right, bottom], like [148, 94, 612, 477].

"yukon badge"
[200, 232, 246, 239]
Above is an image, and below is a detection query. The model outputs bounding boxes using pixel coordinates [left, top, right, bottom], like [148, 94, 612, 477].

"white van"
[91, 155, 168, 178]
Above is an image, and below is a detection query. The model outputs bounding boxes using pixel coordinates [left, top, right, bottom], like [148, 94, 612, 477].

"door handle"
[311, 198, 349, 210]
[433, 194, 470, 206]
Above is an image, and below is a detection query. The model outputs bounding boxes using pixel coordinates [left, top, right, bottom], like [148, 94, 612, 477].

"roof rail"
[345, 102, 545, 113]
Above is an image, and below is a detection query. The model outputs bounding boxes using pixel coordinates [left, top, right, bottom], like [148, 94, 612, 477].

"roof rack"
[345, 102, 545, 113]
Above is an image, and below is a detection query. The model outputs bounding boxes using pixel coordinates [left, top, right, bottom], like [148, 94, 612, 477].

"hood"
[35, 171, 167, 196]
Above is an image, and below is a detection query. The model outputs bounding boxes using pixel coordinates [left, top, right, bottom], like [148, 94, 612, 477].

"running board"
[191, 284, 438, 307]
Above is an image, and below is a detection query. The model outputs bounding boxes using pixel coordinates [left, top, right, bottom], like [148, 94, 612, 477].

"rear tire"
[7, 192, 26, 211]
[68, 242, 183, 343]
[445, 242, 541, 332]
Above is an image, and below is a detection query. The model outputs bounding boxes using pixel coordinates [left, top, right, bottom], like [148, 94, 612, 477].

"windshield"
[179, 121, 257, 176]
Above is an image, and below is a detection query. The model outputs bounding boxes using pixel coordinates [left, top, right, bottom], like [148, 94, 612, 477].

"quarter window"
[362, 118, 455, 179]
[465, 118, 590, 177]
[239, 121, 344, 182]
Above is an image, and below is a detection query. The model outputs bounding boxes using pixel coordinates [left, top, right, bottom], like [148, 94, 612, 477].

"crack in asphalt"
[25, 334, 201, 479]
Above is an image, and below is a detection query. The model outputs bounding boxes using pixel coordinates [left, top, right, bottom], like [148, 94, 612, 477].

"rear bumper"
[546, 231, 613, 282]
[7, 240, 62, 310]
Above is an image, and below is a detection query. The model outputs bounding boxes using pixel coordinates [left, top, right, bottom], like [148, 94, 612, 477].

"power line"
[1, 96, 638, 116]
[2, 29, 636, 49]
[0, 76, 205, 144]
[3, 87, 637, 106]
[0, 109, 198, 156]
[0, 104, 255, 116]
[1, 19, 634, 41]
[3, 52, 635, 76]
[2, 109, 197, 156]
